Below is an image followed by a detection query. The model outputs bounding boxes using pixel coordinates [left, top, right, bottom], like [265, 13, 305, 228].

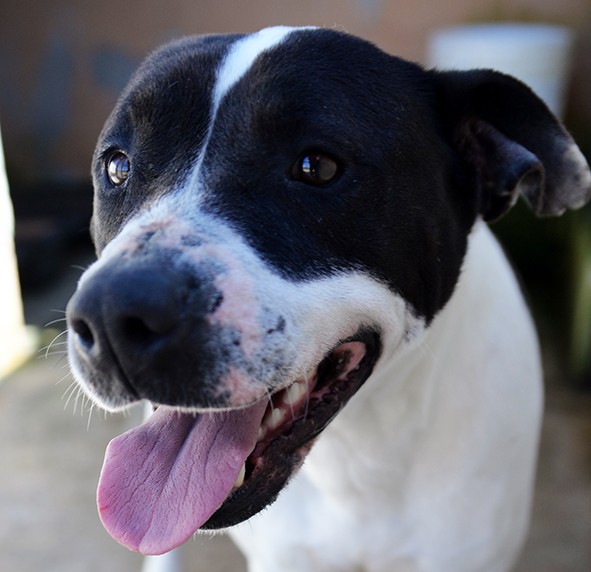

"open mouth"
[96, 331, 381, 555]
[206, 331, 381, 528]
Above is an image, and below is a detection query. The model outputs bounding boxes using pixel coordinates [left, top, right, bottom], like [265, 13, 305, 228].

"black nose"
[66, 258, 222, 404]
[69, 266, 184, 355]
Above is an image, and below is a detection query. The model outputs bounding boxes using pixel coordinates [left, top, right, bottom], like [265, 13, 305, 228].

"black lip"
[201, 330, 381, 530]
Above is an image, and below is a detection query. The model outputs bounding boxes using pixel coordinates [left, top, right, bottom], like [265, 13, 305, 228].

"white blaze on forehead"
[183, 26, 309, 205]
[212, 26, 302, 110]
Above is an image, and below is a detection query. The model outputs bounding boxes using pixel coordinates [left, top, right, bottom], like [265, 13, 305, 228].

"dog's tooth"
[283, 379, 308, 405]
[257, 425, 268, 441]
[233, 463, 246, 489]
[270, 408, 285, 429]
[262, 407, 285, 432]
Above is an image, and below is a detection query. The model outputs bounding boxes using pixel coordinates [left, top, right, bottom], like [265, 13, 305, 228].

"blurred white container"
[428, 24, 574, 118]
[0, 126, 36, 380]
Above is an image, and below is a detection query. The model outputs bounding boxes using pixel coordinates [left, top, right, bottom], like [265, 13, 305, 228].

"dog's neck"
[299, 220, 540, 514]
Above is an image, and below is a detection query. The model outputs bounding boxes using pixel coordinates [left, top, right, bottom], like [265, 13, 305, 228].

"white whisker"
[44, 316, 68, 328]
[62, 382, 78, 409]
[55, 353, 71, 369]
[302, 385, 311, 422]
[73, 386, 87, 416]
[81, 391, 93, 418]
[263, 387, 274, 412]
[86, 401, 96, 430]
[43, 329, 69, 360]
[42, 351, 69, 364]
[71, 263, 93, 274]
[40, 341, 68, 349]
[55, 371, 74, 388]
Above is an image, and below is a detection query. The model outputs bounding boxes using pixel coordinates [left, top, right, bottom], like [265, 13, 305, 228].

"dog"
[66, 26, 591, 571]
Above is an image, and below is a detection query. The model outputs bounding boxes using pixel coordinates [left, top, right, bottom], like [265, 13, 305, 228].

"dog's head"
[66, 26, 590, 555]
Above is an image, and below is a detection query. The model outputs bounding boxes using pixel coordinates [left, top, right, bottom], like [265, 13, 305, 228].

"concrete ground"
[1, 258, 590, 572]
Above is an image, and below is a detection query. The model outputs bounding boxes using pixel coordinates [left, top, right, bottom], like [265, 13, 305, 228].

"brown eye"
[106, 151, 131, 186]
[293, 153, 340, 186]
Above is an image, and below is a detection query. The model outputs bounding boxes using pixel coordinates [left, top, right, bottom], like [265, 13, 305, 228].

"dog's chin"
[200, 330, 381, 530]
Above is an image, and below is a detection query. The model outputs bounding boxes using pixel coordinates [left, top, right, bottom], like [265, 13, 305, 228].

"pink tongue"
[97, 401, 267, 555]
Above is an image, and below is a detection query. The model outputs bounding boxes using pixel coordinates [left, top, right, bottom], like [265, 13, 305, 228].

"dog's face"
[67, 27, 590, 555]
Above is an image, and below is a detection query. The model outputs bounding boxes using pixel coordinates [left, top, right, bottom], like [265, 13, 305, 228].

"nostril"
[119, 306, 180, 348]
[72, 318, 95, 350]
[121, 316, 163, 346]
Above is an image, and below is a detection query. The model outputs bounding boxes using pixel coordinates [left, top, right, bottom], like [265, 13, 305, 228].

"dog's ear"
[431, 69, 591, 221]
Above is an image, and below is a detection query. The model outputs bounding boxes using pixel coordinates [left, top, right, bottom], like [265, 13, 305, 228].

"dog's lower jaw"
[201, 332, 382, 530]
[229, 223, 543, 572]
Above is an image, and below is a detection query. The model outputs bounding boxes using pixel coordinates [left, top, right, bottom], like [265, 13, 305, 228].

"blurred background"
[0, 1, 590, 571]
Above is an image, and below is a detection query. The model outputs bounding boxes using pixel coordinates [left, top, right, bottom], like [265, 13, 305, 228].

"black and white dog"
[67, 26, 591, 571]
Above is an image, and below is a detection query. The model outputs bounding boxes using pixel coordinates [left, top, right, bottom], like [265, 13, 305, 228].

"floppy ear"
[431, 69, 591, 221]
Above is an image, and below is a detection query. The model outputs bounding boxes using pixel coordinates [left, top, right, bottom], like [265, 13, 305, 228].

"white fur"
[185, 26, 303, 203]
[213, 26, 300, 110]
[75, 199, 425, 412]
[560, 144, 591, 211]
[229, 221, 543, 572]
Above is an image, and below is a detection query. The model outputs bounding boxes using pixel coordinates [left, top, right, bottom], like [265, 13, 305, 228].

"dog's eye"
[106, 151, 131, 186]
[293, 153, 340, 187]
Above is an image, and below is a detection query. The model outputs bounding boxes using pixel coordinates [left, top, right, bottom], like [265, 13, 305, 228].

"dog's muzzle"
[67, 244, 290, 410]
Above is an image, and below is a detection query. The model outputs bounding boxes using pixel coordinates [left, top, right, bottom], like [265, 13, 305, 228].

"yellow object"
[0, 126, 37, 380]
